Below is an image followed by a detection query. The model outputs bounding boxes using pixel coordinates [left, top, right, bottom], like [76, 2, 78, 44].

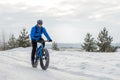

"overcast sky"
[0, 0, 120, 43]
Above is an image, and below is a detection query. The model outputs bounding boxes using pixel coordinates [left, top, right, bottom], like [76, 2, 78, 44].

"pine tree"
[82, 33, 97, 52]
[97, 27, 116, 52]
[52, 41, 59, 51]
[8, 34, 17, 49]
[17, 28, 31, 48]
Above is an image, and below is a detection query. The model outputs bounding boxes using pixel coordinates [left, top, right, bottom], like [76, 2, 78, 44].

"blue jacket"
[30, 25, 51, 41]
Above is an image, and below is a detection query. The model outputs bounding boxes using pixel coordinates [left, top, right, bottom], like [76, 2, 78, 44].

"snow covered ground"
[0, 47, 120, 80]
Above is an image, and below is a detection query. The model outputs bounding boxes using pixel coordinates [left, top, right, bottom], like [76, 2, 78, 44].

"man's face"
[38, 24, 42, 27]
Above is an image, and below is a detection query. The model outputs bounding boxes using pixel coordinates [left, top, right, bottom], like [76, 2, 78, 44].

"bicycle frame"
[36, 42, 44, 59]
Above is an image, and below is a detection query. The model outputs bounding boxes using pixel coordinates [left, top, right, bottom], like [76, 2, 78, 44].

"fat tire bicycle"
[32, 40, 51, 70]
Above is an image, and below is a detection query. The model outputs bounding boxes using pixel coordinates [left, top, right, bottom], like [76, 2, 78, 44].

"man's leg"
[31, 40, 37, 65]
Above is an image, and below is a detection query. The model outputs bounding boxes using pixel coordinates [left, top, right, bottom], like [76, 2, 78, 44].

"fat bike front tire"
[40, 48, 49, 70]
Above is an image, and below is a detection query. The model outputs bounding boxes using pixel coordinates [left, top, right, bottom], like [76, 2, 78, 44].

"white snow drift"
[0, 47, 120, 80]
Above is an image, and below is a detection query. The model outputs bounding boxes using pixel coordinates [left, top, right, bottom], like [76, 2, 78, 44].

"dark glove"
[49, 39, 52, 42]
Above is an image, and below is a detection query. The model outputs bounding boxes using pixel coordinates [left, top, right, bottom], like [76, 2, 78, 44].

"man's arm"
[43, 28, 52, 41]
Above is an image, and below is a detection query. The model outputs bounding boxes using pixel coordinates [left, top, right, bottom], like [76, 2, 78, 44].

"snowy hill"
[0, 47, 120, 80]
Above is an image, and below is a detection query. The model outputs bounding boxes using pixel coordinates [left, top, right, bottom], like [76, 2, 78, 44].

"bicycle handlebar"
[43, 40, 52, 42]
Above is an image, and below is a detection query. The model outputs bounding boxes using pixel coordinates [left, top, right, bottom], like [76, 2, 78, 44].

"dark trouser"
[31, 38, 45, 62]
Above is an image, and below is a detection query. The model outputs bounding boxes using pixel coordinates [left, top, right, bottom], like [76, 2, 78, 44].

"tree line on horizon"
[0, 28, 59, 51]
[0, 27, 117, 52]
[81, 27, 117, 52]
[0, 28, 31, 50]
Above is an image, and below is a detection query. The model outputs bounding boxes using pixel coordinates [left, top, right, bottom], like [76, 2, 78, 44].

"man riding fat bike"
[30, 19, 52, 67]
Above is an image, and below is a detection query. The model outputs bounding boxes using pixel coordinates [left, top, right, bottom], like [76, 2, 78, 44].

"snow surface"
[0, 47, 120, 80]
